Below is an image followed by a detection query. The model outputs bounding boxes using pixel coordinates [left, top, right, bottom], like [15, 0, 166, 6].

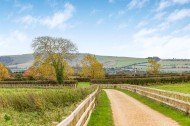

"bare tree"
[32, 36, 78, 84]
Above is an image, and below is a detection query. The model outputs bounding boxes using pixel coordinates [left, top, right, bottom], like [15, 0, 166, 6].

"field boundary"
[98, 84, 190, 114]
[0, 84, 77, 88]
[57, 86, 99, 126]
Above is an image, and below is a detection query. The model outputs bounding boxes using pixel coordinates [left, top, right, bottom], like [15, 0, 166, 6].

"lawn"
[0, 86, 95, 125]
[149, 83, 190, 94]
[88, 90, 113, 126]
[118, 89, 190, 126]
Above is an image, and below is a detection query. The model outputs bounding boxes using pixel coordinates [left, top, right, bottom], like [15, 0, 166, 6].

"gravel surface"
[105, 89, 179, 126]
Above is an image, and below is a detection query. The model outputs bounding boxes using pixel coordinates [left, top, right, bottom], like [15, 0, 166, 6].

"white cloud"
[96, 19, 104, 25]
[156, 0, 172, 12]
[127, 0, 149, 10]
[0, 31, 32, 55]
[118, 10, 126, 16]
[117, 23, 128, 29]
[134, 28, 158, 38]
[19, 3, 75, 29]
[153, 11, 167, 20]
[136, 21, 148, 28]
[167, 9, 190, 22]
[90, 9, 101, 15]
[21, 15, 38, 25]
[156, 0, 190, 12]
[40, 3, 75, 29]
[131, 27, 190, 58]
[173, 0, 190, 4]
[14, 0, 33, 13]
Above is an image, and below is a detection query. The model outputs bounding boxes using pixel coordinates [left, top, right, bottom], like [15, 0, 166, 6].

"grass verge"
[117, 89, 190, 126]
[88, 90, 113, 126]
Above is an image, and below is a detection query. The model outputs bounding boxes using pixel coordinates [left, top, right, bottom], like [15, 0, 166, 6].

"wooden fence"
[57, 86, 99, 126]
[98, 84, 190, 114]
[0, 84, 77, 88]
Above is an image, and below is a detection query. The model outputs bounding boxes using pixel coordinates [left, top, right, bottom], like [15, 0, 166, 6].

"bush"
[0, 86, 96, 112]
[73, 77, 90, 82]
[91, 76, 190, 85]
[0, 80, 78, 85]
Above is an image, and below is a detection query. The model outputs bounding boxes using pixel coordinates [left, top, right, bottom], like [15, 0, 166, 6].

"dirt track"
[105, 89, 179, 126]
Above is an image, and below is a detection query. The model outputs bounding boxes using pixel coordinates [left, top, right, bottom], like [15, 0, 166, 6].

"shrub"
[0, 80, 77, 85]
[0, 86, 96, 112]
[91, 76, 190, 85]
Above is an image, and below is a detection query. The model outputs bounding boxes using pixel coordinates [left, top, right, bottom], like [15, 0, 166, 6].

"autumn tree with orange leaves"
[24, 58, 74, 80]
[32, 36, 78, 83]
[147, 59, 161, 74]
[80, 54, 105, 79]
[0, 64, 10, 80]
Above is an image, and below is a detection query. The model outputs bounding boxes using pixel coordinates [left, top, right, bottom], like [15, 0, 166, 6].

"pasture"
[0, 87, 95, 125]
[150, 83, 190, 94]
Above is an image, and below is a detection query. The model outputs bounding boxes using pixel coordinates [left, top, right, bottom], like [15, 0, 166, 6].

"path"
[105, 89, 179, 126]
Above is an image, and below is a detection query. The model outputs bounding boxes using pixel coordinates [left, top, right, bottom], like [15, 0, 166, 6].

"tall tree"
[80, 54, 105, 79]
[32, 36, 78, 83]
[147, 59, 161, 74]
[0, 64, 10, 80]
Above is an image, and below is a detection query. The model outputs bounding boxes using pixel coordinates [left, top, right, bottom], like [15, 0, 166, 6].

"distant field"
[78, 82, 90, 87]
[149, 83, 190, 94]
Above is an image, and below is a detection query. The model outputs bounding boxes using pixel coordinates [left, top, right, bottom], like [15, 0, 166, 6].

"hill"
[1, 54, 190, 74]
[0, 53, 147, 69]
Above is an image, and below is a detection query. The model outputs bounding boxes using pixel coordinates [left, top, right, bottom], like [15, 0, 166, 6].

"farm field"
[0, 87, 95, 125]
[149, 83, 190, 94]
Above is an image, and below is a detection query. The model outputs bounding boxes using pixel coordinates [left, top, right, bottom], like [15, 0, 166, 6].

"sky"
[0, 0, 190, 58]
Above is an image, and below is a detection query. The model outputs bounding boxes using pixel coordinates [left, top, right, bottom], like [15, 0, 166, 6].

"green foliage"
[147, 59, 161, 74]
[0, 80, 77, 84]
[0, 87, 95, 112]
[4, 114, 11, 121]
[0, 87, 96, 125]
[74, 77, 91, 82]
[88, 90, 113, 126]
[118, 89, 190, 126]
[91, 76, 190, 85]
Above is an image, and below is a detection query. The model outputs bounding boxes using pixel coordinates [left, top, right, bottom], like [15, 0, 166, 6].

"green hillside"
[1, 54, 190, 74]
[0, 54, 147, 69]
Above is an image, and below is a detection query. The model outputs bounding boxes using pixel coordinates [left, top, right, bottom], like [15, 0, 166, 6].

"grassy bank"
[117, 89, 190, 126]
[88, 90, 113, 126]
[0, 87, 95, 125]
[149, 83, 190, 94]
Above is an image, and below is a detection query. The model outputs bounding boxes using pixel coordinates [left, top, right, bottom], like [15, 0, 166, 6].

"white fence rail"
[57, 87, 99, 126]
[99, 84, 190, 114]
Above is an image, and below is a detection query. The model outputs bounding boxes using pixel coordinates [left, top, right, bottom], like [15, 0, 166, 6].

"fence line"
[98, 84, 190, 114]
[57, 86, 99, 126]
[0, 84, 77, 88]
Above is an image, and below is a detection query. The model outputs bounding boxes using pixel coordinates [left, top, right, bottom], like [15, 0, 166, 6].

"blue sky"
[0, 0, 190, 58]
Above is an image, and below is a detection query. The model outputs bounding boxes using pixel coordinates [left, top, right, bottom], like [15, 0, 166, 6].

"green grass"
[78, 82, 90, 87]
[117, 89, 190, 126]
[88, 90, 113, 126]
[0, 87, 95, 126]
[149, 83, 190, 94]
